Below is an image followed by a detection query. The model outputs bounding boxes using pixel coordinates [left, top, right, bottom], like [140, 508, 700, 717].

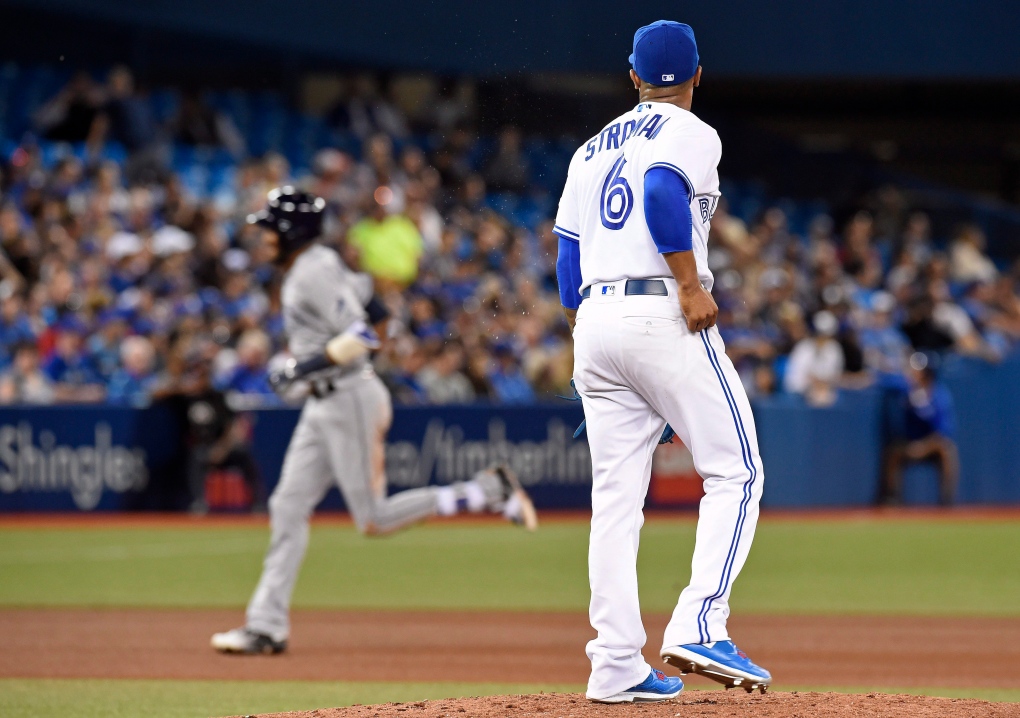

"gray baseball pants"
[246, 372, 439, 638]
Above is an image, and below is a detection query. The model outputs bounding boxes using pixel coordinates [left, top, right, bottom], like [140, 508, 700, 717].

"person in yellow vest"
[347, 186, 423, 289]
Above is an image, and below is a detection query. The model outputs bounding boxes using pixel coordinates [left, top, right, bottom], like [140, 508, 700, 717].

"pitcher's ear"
[629, 69, 642, 91]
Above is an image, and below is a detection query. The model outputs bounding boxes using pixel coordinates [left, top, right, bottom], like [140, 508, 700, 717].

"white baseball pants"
[572, 279, 765, 700]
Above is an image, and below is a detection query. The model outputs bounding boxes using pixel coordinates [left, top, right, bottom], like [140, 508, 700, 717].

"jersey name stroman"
[555, 102, 721, 296]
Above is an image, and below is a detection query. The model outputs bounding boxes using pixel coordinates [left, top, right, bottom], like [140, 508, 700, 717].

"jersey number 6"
[600, 155, 633, 230]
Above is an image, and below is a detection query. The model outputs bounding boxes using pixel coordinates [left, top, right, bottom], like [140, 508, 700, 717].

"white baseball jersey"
[554, 102, 721, 296]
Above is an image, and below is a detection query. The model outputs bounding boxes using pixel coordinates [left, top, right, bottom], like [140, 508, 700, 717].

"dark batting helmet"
[248, 186, 326, 262]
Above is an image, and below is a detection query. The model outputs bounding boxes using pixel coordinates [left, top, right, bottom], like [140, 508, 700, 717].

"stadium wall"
[1, 355, 1018, 512]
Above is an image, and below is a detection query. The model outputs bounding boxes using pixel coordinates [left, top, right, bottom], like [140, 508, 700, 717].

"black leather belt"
[581, 278, 668, 301]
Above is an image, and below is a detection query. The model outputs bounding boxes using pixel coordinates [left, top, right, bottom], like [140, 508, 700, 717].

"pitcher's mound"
[248, 690, 1019, 718]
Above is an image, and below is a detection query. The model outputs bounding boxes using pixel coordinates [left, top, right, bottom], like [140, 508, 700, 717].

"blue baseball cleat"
[661, 640, 771, 693]
[589, 668, 684, 703]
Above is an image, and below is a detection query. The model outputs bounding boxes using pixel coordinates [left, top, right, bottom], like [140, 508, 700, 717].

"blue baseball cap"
[629, 20, 699, 87]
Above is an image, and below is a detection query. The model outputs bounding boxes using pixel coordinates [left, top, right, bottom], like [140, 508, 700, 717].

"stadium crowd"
[2, 65, 1020, 413]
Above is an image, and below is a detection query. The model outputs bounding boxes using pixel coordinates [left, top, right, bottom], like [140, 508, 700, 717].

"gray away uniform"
[245, 244, 445, 639]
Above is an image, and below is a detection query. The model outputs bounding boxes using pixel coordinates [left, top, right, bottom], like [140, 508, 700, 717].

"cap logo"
[662, 73, 674, 82]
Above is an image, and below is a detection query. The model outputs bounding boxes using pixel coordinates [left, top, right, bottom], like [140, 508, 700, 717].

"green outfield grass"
[0, 518, 1018, 614]
[2, 678, 1019, 718]
[0, 678, 584, 718]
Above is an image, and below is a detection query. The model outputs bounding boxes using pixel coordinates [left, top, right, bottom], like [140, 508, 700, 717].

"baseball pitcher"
[212, 188, 537, 655]
[555, 21, 771, 703]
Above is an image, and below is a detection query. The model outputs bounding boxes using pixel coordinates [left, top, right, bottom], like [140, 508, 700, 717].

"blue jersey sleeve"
[643, 165, 693, 254]
[556, 234, 583, 310]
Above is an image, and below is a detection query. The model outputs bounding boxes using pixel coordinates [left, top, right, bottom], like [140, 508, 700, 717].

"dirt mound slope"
[244, 691, 1020, 718]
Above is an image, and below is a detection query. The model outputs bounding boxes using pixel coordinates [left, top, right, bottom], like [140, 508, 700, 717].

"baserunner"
[211, 187, 537, 655]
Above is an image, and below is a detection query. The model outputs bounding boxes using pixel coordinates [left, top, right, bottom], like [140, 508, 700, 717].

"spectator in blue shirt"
[92, 66, 166, 186]
[107, 335, 158, 406]
[0, 292, 35, 369]
[489, 344, 535, 404]
[881, 352, 958, 506]
[44, 319, 105, 402]
[86, 309, 131, 381]
[219, 329, 274, 398]
[407, 294, 446, 341]
[859, 291, 912, 386]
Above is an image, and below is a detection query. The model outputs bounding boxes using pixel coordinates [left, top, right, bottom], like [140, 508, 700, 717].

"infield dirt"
[3, 607, 1019, 689]
[241, 691, 1020, 718]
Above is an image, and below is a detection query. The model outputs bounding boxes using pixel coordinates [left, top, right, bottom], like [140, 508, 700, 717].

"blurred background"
[1, 0, 1019, 513]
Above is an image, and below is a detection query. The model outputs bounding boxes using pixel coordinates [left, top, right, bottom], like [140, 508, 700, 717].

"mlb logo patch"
[662, 74, 674, 82]
[601, 285, 616, 296]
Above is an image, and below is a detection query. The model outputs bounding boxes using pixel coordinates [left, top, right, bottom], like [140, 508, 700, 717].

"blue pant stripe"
[697, 331, 756, 641]
[705, 330, 762, 628]
[696, 331, 752, 641]
[695, 330, 758, 643]
[696, 330, 749, 639]
[704, 332, 758, 609]
[701, 333, 757, 640]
